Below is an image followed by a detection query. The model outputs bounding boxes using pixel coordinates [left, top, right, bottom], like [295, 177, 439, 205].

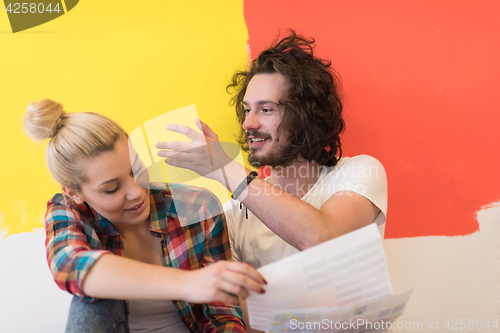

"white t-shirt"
[225, 155, 388, 268]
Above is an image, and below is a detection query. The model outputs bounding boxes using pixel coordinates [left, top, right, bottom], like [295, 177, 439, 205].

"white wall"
[386, 204, 500, 332]
[1, 205, 498, 332]
[0, 229, 71, 333]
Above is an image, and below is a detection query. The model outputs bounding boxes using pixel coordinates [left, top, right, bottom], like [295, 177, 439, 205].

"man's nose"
[243, 110, 260, 131]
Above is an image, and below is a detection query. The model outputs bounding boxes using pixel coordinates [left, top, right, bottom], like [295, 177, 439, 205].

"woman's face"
[66, 136, 151, 228]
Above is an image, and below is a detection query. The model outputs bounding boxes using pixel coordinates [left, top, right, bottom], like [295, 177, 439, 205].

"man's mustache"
[246, 131, 272, 140]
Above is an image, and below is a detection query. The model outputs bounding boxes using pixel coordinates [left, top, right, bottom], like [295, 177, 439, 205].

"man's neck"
[267, 159, 324, 199]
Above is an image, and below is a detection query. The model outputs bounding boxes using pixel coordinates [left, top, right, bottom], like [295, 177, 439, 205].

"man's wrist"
[231, 171, 258, 200]
[216, 159, 250, 193]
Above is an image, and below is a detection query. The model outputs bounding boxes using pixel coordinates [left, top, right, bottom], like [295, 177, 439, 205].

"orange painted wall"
[244, 0, 500, 238]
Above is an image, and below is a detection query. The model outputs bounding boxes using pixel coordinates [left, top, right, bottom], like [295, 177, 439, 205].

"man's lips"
[249, 137, 269, 144]
[247, 131, 272, 146]
[248, 137, 271, 148]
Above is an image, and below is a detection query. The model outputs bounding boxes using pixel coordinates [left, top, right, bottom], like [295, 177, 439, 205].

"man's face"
[242, 73, 294, 168]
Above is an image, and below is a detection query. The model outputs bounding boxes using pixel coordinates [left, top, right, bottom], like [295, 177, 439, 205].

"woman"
[24, 99, 265, 333]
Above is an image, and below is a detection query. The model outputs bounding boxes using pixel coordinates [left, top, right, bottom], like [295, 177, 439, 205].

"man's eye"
[262, 108, 271, 113]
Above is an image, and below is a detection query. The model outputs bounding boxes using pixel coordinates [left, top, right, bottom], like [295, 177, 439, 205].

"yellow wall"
[0, 1, 249, 237]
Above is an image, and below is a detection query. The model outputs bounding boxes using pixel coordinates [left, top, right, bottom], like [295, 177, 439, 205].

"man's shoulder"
[334, 154, 384, 169]
[322, 155, 385, 180]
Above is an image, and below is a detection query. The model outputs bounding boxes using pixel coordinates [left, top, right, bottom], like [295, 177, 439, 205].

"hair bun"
[24, 99, 66, 141]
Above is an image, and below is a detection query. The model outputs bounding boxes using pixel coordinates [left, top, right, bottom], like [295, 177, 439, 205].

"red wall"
[244, 0, 500, 238]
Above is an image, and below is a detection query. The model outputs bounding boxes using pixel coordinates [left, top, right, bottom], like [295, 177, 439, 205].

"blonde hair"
[24, 99, 127, 191]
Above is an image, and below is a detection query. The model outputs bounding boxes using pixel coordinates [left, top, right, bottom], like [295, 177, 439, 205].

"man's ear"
[62, 187, 85, 205]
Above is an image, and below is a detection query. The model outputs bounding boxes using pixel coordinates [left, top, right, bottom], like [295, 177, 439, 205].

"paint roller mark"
[0, 212, 6, 238]
[12, 200, 27, 225]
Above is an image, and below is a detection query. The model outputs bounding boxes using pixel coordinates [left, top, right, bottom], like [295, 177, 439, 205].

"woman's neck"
[113, 217, 151, 240]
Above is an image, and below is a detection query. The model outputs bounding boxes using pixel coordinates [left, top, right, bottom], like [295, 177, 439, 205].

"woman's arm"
[83, 254, 263, 304]
[45, 195, 264, 304]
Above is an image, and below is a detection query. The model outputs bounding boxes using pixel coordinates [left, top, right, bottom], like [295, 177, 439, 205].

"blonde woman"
[24, 99, 265, 333]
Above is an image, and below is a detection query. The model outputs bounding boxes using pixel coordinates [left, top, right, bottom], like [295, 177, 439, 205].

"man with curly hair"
[157, 28, 387, 279]
[220, 29, 387, 266]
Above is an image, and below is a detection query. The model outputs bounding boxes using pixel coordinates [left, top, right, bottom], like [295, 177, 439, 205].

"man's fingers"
[197, 118, 218, 139]
[156, 141, 193, 151]
[165, 124, 204, 141]
[195, 118, 203, 133]
[157, 150, 194, 160]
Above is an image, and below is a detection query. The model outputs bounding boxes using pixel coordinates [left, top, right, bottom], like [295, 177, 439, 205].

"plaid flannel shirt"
[45, 183, 245, 333]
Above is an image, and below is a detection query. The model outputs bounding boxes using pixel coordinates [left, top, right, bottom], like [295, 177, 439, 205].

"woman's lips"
[124, 198, 146, 213]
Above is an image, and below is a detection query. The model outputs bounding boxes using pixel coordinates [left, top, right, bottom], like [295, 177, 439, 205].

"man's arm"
[236, 177, 380, 250]
[157, 122, 386, 250]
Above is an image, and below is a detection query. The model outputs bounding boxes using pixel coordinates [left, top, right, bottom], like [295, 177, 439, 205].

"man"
[158, 30, 386, 263]
[157, 30, 387, 328]
[223, 31, 387, 270]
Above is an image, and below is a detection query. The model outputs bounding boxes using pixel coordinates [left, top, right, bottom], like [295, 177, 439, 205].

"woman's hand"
[180, 260, 266, 304]
[156, 119, 233, 182]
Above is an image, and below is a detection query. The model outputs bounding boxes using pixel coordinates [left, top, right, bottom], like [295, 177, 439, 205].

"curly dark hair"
[227, 30, 345, 167]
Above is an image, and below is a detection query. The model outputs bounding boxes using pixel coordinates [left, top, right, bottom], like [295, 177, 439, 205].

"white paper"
[246, 223, 393, 331]
[265, 289, 413, 333]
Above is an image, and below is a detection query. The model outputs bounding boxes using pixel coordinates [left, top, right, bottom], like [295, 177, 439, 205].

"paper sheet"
[266, 289, 413, 333]
[246, 223, 394, 331]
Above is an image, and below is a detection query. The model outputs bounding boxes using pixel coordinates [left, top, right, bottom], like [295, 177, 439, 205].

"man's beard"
[247, 131, 296, 169]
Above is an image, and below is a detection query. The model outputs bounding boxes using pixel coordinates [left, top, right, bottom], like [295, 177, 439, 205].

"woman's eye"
[105, 187, 118, 194]
[262, 108, 271, 113]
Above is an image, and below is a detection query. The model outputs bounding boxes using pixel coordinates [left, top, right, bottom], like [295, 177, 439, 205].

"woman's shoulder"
[150, 182, 224, 226]
[46, 193, 94, 225]
[152, 182, 221, 207]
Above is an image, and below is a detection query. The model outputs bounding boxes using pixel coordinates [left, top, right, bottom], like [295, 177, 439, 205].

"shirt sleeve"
[200, 194, 246, 332]
[334, 155, 388, 225]
[45, 196, 112, 298]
